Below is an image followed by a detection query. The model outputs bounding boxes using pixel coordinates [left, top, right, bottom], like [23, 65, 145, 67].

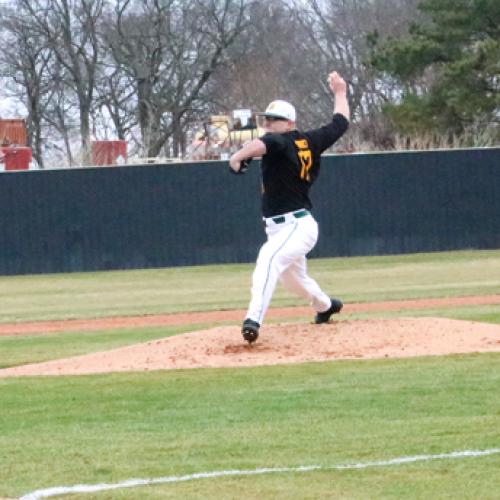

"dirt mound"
[1, 317, 500, 377]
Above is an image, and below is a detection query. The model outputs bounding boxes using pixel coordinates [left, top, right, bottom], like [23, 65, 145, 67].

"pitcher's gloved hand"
[229, 158, 252, 174]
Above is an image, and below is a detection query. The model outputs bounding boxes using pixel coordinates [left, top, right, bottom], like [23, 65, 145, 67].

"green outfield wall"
[0, 148, 499, 275]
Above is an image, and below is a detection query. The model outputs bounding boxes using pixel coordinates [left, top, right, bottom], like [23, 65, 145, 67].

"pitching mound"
[1, 317, 500, 377]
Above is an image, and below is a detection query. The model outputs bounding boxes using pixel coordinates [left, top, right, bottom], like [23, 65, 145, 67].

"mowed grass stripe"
[0, 323, 215, 369]
[0, 250, 499, 323]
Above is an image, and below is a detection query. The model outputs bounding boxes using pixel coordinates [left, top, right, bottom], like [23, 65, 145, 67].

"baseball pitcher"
[229, 71, 350, 343]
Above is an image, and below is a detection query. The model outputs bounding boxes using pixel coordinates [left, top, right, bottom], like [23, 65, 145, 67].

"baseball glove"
[229, 158, 252, 175]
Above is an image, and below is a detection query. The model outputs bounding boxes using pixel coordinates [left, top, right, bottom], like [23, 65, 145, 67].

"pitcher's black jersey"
[259, 113, 349, 217]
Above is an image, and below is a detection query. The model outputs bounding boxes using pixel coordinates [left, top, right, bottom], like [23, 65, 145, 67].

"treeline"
[1, 0, 498, 167]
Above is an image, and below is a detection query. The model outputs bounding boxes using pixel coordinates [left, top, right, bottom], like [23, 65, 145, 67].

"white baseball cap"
[257, 100, 296, 122]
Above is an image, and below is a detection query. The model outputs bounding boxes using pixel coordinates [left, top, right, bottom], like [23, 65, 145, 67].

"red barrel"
[0, 146, 32, 170]
[91, 140, 127, 166]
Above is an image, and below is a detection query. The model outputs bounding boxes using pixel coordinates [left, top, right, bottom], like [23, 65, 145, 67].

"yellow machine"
[189, 109, 264, 160]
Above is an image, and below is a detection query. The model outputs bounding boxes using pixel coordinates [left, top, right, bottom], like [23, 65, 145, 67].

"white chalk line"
[20, 448, 500, 500]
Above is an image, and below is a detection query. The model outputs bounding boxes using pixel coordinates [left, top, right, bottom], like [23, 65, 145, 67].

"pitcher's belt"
[264, 209, 310, 226]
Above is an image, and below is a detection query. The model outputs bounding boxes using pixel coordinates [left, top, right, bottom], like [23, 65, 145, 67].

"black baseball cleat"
[314, 298, 343, 324]
[242, 318, 260, 344]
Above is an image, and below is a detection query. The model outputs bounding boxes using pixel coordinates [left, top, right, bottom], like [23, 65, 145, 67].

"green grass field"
[1, 249, 499, 323]
[0, 250, 499, 499]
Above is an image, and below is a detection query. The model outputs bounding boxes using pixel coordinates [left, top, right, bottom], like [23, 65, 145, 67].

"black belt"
[271, 209, 309, 224]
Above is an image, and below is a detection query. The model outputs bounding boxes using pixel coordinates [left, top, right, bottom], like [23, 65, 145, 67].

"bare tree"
[0, 5, 54, 167]
[93, 64, 137, 142]
[41, 61, 81, 166]
[208, 1, 301, 112]
[209, 0, 423, 149]
[104, 0, 248, 158]
[1, 0, 428, 163]
[19, 0, 104, 165]
[289, 0, 423, 145]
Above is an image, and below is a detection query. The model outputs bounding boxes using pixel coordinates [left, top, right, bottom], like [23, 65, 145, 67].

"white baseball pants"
[246, 210, 331, 325]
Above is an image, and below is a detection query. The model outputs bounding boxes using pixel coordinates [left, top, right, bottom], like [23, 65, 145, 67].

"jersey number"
[295, 139, 313, 181]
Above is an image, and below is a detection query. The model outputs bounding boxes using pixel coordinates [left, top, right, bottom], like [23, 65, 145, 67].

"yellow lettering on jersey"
[295, 139, 313, 181]
[295, 139, 309, 149]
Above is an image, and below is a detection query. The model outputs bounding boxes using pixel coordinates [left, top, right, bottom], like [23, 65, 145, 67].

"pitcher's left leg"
[279, 257, 331, 312]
